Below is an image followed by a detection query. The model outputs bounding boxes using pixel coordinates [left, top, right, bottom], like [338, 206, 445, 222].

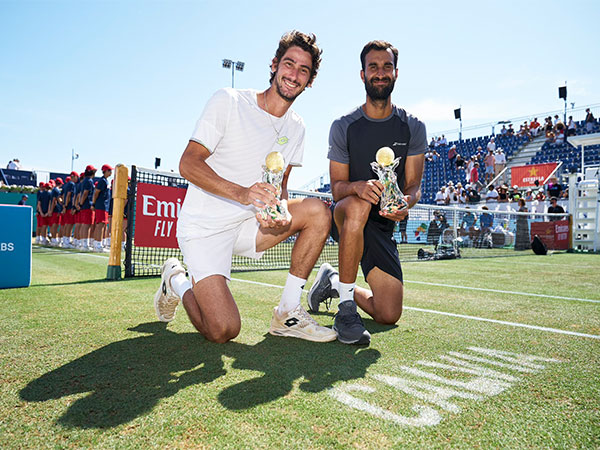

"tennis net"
[124, 166, 569, 277]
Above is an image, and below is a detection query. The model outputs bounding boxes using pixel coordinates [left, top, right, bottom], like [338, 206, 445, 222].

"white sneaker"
[154, 257, 186, 322]
[269, 305, 337, 342]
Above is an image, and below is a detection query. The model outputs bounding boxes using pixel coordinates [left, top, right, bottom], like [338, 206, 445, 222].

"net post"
[106, 164, 129, 280]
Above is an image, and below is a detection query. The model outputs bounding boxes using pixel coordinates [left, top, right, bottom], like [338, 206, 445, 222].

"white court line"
[36, 249, 600, 304]
[403, 280, 600, 304]
[230, 277, 600, 340]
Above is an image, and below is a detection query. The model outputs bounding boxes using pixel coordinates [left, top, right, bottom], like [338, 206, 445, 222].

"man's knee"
[373, 307, 403, 325]
[304, 197, 331, 231]
[338, 196, 371, 231]
[202, 320, 240, 343]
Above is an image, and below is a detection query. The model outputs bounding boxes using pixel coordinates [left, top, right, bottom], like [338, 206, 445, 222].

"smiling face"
[271, 46, 313, 102]
[361, 48, 397, 101]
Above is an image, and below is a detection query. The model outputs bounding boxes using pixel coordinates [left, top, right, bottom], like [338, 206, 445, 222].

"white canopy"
[567, 132, 600, 148]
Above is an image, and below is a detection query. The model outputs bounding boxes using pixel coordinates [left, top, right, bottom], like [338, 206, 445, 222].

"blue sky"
[2, 0, 599, 188]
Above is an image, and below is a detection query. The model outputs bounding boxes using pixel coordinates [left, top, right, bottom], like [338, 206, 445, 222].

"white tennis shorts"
[177, 217, 263, 283]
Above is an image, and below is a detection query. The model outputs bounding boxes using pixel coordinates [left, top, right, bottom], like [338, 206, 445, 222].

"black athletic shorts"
[330, 204, 403, 283]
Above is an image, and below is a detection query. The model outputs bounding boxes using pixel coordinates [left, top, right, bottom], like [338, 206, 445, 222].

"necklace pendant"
[276, 136, 289, 145]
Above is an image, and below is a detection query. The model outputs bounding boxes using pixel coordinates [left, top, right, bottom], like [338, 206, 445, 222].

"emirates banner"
[511, 162, 557, 187]
[530, 220, 569, 250]
[134, 182, 187, 248]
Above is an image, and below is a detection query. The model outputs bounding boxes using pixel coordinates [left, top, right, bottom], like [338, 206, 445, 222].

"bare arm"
[179, 140, 277, 208]
[330, 160, 382, 204]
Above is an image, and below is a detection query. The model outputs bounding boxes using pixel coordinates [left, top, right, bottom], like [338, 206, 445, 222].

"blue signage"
[0, 205, 32, 288]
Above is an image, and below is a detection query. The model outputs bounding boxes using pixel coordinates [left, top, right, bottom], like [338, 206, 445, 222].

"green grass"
[1, 248, 599, 448]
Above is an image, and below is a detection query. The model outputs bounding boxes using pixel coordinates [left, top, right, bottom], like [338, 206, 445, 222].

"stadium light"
[454, 107, 462, 145]
[222, 58, 245, 87]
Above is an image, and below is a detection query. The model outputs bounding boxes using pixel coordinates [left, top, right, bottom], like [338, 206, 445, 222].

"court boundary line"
[230, 277, 600, 340]
[34, 248, 600, 304]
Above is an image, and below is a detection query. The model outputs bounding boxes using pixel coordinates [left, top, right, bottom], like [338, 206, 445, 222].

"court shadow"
[20, 322, 380, 429]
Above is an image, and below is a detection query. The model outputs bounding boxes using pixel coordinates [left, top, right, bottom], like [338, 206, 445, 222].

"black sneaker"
[307, 263, 339, 312]
[333, 301, 371, 345]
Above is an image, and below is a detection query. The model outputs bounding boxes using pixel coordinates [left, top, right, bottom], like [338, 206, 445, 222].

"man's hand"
[255, 200, 291, 230]
[354, 180, 383, 205]
[379, 194, 413, 222]
[241, 182, 278, 209]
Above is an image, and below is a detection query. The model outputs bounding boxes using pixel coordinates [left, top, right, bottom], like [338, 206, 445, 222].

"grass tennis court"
[1, 247, 599, 448]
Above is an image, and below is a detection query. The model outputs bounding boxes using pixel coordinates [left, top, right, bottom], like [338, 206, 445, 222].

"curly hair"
[360, 40, 398, 71]
[269, 30, 322, 85]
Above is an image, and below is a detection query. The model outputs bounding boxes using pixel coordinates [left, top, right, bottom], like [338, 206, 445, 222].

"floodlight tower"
[222, 59, 245, 88]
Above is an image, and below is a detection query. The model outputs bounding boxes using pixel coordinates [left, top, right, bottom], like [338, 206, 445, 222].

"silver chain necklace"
[263, 92, 289, 145]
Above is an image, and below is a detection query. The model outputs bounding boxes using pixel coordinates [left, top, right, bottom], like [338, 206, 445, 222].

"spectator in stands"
[434, 136, 442, 147]
[470, 161, 482, 192]
[435, 186, 446, 205]
[545, 129, 555, 143]
[514, 198, 530, 251]
[494, 148, 506, 183]
[552, 115, 560, 129]
[497, 184, 508, 202]
[485, 184, 499, 203]
[431, 148, 440, 162]
[446, 186, 459, 204]
[440, 135, 447, 146]
[535, 189, 546, 202]
[465, 155, 475, 184]
[18, 194, 28, 205]
[7, 158, 22, 170]
[544, 117, 553, 134]
[509, 185, 520, 202]
[484, 148, 495, 184]
[585, 108, 595, 133]
[500, 125, 507, 135]
[567, 116, 577, 136]
[524, 189, 534, 202]
[458, 186, 468, 204]
[486, 137, 496, 153]
[448, 144, 457, 163]
[547, 197, 565, 221]
[468, 185, 481, 203]
[429, 137, 436, 149]
[530, 118, 541, 137]
[546, 177, 562, 198]
[555, 122, 565, 144]
[507, 124, 515, 136]
[455, 153, 466, 171]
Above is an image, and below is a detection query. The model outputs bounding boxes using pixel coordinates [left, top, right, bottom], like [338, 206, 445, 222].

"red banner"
[134, 183, 187, 248]
[511, 162, 557, 187]
[530, 220, 569, 250]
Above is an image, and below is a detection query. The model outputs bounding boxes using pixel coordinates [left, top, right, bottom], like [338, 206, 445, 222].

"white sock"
[330, 272, 340, 294]
[170, 273, 192, 299]
[277, 273, 306, 315]
[339, 282, 356, 304]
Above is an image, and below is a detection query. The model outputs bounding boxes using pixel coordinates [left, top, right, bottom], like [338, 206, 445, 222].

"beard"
[364, 76, 395, 101]
[274, 75, 305, 102]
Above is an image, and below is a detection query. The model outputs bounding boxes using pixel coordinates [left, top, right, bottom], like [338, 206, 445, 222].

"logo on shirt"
[277, 136, 289, 145]
[392, 141, 407, 146]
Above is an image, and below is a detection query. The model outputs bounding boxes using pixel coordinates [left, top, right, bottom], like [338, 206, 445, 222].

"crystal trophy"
[370, 146, 408, 214]
[259, 151, 291, 221]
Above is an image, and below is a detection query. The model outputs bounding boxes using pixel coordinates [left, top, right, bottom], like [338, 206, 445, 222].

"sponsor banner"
[530, 220, 569, 250]
[134, 183, 187, 248]
[511, 162, 557, 187]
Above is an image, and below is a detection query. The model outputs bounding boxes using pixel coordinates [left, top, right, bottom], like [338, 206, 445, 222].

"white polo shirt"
[177, 88, 305, 239]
